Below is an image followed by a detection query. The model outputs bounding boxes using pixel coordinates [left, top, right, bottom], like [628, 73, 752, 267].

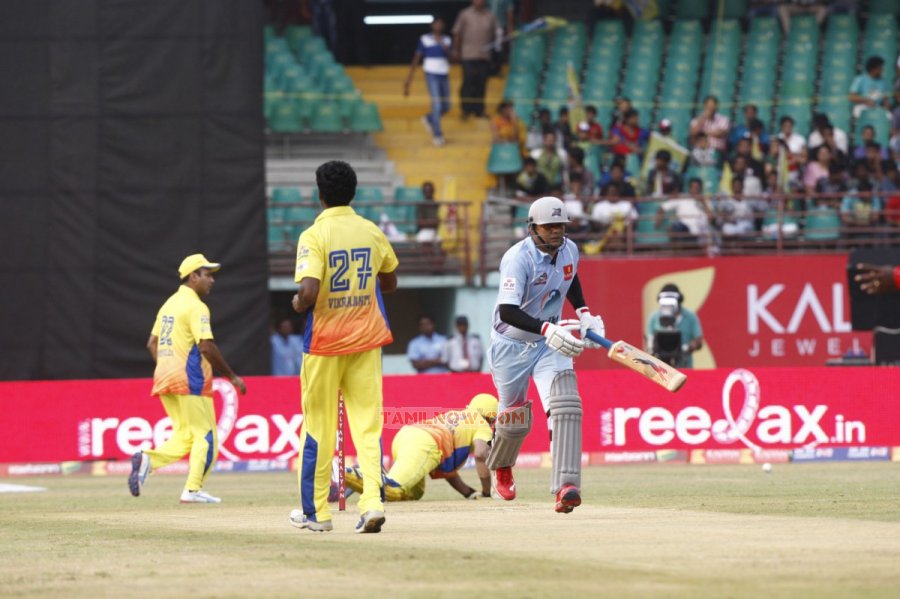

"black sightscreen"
[0, 0, 269, 380]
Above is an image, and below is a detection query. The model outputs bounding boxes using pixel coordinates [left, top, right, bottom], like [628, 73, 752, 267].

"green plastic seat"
[804, 208, 841, 241]
[869, 0, 900, 14]
[309, 102, 344, 133]
[394, 186, 425, 202]
[271, 187, 302, 204]
[685, 166, 722, 195]
[716, 0, 748, 19]
[379, 204, 415, 234]
[675, 0, 709, 20]
[487, 143, 524, 175]
[268, 98, 304, 133]
[854, 110, 891, 146]
[267, 206, 285, 224]
[268, 224, 292, 252]
[284, 205, 320, 226]
[635, 215, 669, 245]
[355, 187, 385, 203]
[349, 102, 383, 133]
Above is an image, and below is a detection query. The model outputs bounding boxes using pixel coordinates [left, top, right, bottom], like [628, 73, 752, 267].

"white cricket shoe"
[355, 510, 385, 534]
[289, 509, 333, 532]
[180, 489, 221, 504]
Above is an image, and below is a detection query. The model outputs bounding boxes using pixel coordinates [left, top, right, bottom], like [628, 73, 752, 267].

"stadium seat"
[868, 0, 900, 15]
[268, 98, 304, 132]
[355, 187, 385, 203]
[675, 0, 710, 20]
[271, 187, 302, 204]
[863, 14, 898, 88]
[349, 102, 383, 133]
[394, 186, 425, 202]
[804, 208, 841, 241]
[685, 166, 721, 195]
[266, 206, 285, 224]
[267, 224, 292, 251]
[634, 214, 669, 245]
[717, 0, 748, 19]
[699, 19, 741, 119]
[309, 102, 344, 133]
[284, 205, 320, 226]
[379, 204, 415, 234]
[487, 143, 524, 175]
[854, 110, 891, 146]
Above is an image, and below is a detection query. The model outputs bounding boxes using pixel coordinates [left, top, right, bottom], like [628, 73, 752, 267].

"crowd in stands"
[491, 52, 900, 252]
[407, 315, 484, 374]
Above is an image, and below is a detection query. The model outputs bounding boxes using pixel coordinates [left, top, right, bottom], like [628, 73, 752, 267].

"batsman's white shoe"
[128, 451, 150, 497]
[180, 489, 221, 504]
[355, 510, 386, 534]
[289, 509, 333, 532]
[491, 467, 516, 501]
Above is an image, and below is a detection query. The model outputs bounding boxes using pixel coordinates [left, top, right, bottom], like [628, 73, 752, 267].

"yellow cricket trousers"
[299, 348, 384, 523]
[384, 426, 442, 501]
[144, 394, 218, 491]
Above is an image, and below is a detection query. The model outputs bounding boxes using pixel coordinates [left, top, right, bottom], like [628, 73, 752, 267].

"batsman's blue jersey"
[492, 237, 580, 342]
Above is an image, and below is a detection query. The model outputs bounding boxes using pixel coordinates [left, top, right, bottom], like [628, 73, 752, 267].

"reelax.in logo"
[601, 369, 866, 449]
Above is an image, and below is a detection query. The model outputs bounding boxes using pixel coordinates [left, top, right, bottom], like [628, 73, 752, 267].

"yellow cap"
[178, 254, 221, 279]
[467, 393, 499, 422]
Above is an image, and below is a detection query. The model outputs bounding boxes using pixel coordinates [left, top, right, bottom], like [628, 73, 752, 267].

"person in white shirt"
[657, 178, 713, 245]
[717, 177, 755, 237]
[404, 18, 452, 146]
[807, 113, 848, 157]
[442, 315, 484, 372]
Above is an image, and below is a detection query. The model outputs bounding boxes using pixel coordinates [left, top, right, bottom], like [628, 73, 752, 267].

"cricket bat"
[584, 331, 687, 392]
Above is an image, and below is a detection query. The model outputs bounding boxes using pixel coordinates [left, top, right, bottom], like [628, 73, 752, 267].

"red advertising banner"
[572, 254, 870, 369]
[1, 368, 897, 465]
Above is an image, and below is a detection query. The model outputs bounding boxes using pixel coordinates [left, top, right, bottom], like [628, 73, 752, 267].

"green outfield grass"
[1, 463, 899, 598]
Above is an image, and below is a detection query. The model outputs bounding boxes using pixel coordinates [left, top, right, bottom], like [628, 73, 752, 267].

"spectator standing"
[271, 318, 304, 376]
[689, 132, 720, 168]
[646, 149, 682, 197]
[490, 99, 524, 145]
[554, 106, 574, 150]
[452, 0, 497, 119]
[849, 56, 891, 119]
[530, 131, 566, 191]
[657, 178, 714, 247]
[814, 161, 849, 210]
[416, 181, 441, 242]
[808, 113, 849, 157]
[803, 145, 832, 195]
[407, 315, 450, 373]
[689, 95, 730, 153]
[717, 177, 755, 238]
[610, 109, 648, 157]
[729, 104, 769, 149]
[404, 17, 452, 147]
[442, 315, 484, 372]
[515, 157, 550, 197]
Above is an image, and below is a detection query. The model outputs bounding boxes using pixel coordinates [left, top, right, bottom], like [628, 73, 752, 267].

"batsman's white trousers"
[488, 331, 573, 415]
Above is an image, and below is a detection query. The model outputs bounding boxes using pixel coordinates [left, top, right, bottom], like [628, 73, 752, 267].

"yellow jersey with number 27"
[295, 205, 399, 356]
[150, 285, 215, 397]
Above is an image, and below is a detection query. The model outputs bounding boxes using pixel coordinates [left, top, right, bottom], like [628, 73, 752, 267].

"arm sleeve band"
[498, 304, 544, 335]
[566, 274, 587, 310]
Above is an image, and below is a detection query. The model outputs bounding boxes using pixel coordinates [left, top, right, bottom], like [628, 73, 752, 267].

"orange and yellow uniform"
[347, 407, 493, 501]
[145, 286, 218, 491]
[295, 205, 398, 524]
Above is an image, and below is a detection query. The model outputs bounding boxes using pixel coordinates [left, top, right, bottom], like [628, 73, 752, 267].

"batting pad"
[486, 402, 532, 470]
[549, 370, 582, 493]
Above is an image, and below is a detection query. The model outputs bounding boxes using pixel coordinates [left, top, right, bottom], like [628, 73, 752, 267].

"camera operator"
[644, 283, 704, 368]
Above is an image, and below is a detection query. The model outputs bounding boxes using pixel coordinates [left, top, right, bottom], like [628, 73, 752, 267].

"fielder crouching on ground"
[343, 394, 497, 501]
[487, 196, 605, 513]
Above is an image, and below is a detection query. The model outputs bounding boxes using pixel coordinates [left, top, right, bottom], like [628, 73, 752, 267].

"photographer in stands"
[644, 283, 704, 368]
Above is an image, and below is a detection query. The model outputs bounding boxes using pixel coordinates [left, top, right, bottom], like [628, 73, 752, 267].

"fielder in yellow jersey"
[344, 394, 497, 501]
[128, 254, 246, 504]
[288, 161, 398, 534]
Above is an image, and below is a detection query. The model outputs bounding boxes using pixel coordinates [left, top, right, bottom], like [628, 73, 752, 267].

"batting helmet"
[527, 196, 569, 227]
[467, 393, 499, 422]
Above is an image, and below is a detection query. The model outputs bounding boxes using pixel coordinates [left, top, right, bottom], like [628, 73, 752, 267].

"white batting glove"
[576, 307, 605, 349]
[541, 322, 584, 357]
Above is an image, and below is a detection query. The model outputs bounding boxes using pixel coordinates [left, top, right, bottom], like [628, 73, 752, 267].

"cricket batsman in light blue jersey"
[487, 196, 606, 514]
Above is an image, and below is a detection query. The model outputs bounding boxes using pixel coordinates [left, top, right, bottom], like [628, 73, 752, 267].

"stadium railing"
[479, 192, 899, 284]
[267, 199, 475, 284]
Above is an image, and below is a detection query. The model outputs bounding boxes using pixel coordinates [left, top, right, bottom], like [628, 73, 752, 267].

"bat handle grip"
[585, 330, 613, 350]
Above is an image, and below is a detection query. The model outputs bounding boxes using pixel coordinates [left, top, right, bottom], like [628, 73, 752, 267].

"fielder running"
[487, 196, 605, 513]
[129, 254, 247, 504]
[344, 393, 497, 501]
[289, 160, 399, 534]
